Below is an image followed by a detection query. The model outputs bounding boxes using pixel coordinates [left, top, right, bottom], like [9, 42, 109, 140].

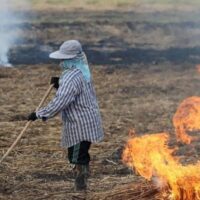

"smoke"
[152, 176, 168, 190]
[0, 0, 25, 67]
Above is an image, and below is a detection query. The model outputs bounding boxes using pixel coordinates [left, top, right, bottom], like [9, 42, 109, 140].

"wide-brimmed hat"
[49, 40, 83, 59]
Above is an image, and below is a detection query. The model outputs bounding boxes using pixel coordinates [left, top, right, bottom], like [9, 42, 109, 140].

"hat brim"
[49, 51, 77, 60]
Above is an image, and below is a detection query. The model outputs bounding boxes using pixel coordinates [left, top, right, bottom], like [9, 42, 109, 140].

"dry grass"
[89, 181, 161, 200]
[1, 0, 200, 199]
[3, 0, 200, 12]
[1, 62, 200, 199]
[2, 0, 136, 11]
[30, 0, 200, 11]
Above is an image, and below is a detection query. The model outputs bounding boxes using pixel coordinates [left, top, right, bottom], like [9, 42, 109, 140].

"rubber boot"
[74, 164, 89, 191]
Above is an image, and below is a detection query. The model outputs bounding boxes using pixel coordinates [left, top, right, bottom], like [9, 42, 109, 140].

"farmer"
[28, 40, 104, 190]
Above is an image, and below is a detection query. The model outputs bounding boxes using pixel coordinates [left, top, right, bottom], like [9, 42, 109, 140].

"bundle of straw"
[89, 182, 164, 200]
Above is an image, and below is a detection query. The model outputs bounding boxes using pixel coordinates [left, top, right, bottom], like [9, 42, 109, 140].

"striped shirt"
[36, 68, 104, 148]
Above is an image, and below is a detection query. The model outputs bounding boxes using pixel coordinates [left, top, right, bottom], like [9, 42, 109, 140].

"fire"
[196, 64, 200, 73]
[173, 96, 200, 144]
[122, 132, 200, 200]
[122, 75, 200, 199]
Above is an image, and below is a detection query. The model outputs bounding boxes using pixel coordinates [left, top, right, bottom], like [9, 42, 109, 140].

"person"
[28, 40, 104, 191]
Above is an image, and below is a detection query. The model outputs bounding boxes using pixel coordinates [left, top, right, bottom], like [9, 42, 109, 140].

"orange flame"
[173, 96, 200, 144]
[196, 64, 200, 73]
[122, 133, 200, 200]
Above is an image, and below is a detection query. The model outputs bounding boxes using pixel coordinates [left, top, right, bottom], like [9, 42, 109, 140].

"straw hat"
[49, 40, 83, 59]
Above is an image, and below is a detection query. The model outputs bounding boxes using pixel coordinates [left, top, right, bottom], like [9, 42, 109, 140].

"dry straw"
[0, 84, 54, 164]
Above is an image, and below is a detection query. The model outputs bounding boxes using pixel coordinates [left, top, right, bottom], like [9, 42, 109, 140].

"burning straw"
[122, 132, 200, 200]
[173, 96, 200, 144]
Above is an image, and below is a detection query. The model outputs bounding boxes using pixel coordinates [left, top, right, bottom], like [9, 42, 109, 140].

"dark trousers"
[68, 141, 91, 165]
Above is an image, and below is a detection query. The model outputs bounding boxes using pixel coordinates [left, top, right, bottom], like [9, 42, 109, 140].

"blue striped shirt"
[36, 68, 104, 148]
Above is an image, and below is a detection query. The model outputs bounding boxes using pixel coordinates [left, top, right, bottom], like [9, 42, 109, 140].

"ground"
[1, 1, 200, 200]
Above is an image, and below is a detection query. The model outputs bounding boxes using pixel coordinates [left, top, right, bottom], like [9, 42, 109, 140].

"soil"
[1, 6, 200, 200]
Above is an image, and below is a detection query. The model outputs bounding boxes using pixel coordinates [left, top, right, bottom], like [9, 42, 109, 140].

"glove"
[28, 112, 37, 121]
[50, 77, 59, 89]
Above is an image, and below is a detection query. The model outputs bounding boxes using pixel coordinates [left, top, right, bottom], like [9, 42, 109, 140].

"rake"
[0, 84, 54, 164]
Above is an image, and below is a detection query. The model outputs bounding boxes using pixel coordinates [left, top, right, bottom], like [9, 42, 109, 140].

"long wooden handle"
[0, 84, 54, 164]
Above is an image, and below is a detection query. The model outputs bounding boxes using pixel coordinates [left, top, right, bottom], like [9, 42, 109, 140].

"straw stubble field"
[1, 63, 200, 199]
[1, 2, 200, 200]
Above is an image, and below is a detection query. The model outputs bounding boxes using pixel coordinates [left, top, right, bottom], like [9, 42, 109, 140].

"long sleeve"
[36, 72, 79, 119]
[36, 68, 104, 148]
